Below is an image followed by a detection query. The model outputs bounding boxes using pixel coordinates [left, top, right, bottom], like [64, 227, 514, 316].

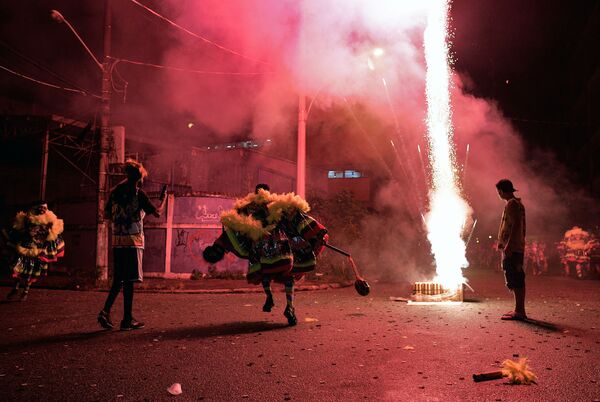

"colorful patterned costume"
[524, 241, 548, 276]
[210, 189, 327, 284]
[204, 189, 328, 325]
[9, 209, 65, 280]
[5, 205, 65, 301]
[557, 226, 595, 279]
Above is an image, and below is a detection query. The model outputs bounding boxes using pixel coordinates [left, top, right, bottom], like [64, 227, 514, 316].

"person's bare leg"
[514, 286, 526, 317]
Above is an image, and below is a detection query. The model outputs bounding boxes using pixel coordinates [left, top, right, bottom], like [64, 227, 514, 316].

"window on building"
[344, 170, 362, 178]
[328, 170, 364, 179]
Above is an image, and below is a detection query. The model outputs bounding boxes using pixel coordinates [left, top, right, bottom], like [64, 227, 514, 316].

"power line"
[0, 40, 98, 95]
[113, 57, 273, 76]
[0, 64, 101, 98]
[128, 0, 272, 66]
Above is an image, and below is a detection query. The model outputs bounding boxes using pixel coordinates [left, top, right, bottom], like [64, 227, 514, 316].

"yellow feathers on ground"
[501, 358, 537, 385]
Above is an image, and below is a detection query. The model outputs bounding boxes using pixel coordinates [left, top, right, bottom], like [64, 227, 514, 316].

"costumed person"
[495, 179, 527, 321]
[203, 184, 327, 326]
[524, 240, 548, 276]
[5, 201, 65, 301]
[534, 241, 548, 276]
[557, 226, 593, 279]
[589, 234, 600, 277]
[97, 159, 166, 331]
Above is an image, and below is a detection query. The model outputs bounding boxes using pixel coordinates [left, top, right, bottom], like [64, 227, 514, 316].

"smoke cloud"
[2, 1, 597, 282]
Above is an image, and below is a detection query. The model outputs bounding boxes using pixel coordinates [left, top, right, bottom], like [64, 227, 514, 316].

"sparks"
[372, 47, 385, 58]
[424, 0, 471, 288]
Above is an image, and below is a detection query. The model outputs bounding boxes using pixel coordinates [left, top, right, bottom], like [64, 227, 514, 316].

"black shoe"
[6, 288, 19, 301]
[262, 296, 275, 312]
[97, 310, 114, 329]
[19, 290, 29, 302]
[284, 306, 297, 326]
[120, 318, 145, 331]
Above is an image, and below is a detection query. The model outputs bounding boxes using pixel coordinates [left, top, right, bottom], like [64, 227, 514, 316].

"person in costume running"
[203, 184, 327, 326]
[5, 201, 65, 301]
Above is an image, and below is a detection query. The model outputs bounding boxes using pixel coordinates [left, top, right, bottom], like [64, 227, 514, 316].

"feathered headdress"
[13, 210, 64, 241]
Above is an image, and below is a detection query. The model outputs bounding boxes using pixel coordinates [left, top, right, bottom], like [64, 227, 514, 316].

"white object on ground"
[167, 383, 182, 395]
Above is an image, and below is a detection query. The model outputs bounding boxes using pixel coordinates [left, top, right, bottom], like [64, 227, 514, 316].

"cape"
[221, 190, 310, 241]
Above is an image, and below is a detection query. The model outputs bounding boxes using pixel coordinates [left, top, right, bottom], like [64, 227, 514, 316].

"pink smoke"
[148, 0, 594, 279]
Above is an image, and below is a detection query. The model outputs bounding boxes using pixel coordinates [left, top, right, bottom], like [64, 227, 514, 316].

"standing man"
[496, 179, 527, 320]
[97, 160, 166, 330]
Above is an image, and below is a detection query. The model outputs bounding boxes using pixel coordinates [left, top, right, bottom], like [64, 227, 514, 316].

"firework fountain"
[412, 0, 471, 303]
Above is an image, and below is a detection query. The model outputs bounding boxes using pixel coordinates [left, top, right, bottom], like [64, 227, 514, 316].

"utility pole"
[296, 94, 306, 198]
[96, 0, 112, 282]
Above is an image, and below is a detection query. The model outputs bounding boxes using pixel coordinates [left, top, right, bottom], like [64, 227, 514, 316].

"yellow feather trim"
[220, 210, 271, 242]
[266, 192, 310, 224]
[222, 190, 310, 240]
[13, 212, 28, 231]
[233, 189, 273, 210]
[48, 218, 64, 241]
[23, 210, 64, 241]
[501, 358, 537, 385]
[17, 244, 41, 257]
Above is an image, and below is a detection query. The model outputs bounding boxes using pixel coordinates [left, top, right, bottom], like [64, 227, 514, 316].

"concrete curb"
[102, 281, 353, 294]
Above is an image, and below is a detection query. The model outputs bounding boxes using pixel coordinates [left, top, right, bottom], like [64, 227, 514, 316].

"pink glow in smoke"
[423, 0, 471, 288]
[147, 0, 585, 279]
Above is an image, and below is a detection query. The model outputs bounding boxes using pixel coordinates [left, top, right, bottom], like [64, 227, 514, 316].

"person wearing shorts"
[496, 179, 527, 321]
[97, 160, 166, 331]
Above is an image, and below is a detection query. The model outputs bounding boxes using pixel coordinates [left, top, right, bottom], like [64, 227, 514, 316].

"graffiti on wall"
[173, 197, 233, 225]
[194, 204, 224, 223]
[176, 229, 188, 249]
[171, 227, 246, 274]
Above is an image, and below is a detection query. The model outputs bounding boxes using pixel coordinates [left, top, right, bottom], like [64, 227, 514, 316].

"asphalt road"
[0, 269, 599, 402]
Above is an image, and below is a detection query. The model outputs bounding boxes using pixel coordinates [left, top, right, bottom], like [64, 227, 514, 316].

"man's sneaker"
[283, 306, 297, 326]
[120, 318, 145, 331]
[6, 288, 19, 301]
[262, 296, 275, 312]
[19, 290, 29, 302]
[97, 310, 114, 329]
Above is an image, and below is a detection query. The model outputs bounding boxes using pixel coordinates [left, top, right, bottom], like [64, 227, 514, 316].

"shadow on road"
[463, 297, 484, 303]
[0, 329, 111, 353]
[144, 321, 289, 341]
[519, 318, 561, 332]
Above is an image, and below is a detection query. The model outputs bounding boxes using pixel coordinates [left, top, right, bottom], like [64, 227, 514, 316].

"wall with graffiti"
[57, 195, 246, 279]
[144, 195, 247, 276]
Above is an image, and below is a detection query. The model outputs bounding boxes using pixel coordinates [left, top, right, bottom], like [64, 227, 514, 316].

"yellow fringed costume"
[8, 207, 65, 281]
[204, 189, 327, 284]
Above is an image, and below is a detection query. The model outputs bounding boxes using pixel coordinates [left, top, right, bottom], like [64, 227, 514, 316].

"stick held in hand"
[324, 243, 370, 296]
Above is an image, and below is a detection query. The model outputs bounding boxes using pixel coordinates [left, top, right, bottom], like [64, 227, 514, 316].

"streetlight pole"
[296, 94, 306, 198]
[51, 4, 112, 281]
[96, 0, 113, 282]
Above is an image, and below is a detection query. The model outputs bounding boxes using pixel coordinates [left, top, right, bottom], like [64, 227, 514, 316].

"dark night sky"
[452, 1, 597, 123]
[1, 1, 599, 193]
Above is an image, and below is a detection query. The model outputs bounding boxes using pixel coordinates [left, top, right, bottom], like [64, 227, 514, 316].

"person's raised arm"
[140, 185, 167, 218]
[154, 185, 168, 217]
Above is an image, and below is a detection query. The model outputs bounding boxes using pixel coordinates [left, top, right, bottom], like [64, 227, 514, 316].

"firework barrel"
[411, 281, 464, 302]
